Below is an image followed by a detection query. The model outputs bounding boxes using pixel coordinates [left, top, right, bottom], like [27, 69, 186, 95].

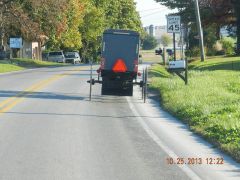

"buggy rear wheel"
[142, 67, 148, 103]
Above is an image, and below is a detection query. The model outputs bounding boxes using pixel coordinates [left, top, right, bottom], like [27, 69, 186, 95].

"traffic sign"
[167, 16, 181, 33]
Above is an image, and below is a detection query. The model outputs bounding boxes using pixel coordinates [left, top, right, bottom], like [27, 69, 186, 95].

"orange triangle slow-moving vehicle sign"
[112, 59, 128, 73]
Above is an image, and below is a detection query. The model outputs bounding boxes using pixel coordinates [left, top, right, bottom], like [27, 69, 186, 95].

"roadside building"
[1, 36, 48, 60]
[144, 25, 169, 45]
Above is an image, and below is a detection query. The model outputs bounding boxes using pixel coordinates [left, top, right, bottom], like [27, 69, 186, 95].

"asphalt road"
[0, 64, 239, 180]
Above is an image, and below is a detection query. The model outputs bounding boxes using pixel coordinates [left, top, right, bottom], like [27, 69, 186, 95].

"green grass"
[149, 56, 240, 162]
[0, 58, 66, 73]
[140, 50, 163, 63]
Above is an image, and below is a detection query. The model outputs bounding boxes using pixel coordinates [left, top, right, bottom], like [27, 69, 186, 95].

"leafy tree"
[142, 34, 158, 50]
[232, 0, 240, 54]
[80, 0, 143, 61]
[60, 0, 84, 49]
[0, 0, 40, 46]
[221, 37, 236, 55]
[155, 0, 240, 54]
[160, 33, 172, 47]
[1, 0, 143, 61]
[79, 1, 105, 62]
[204, 25, 218, 55]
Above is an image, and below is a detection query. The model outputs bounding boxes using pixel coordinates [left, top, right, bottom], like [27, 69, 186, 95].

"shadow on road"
[0, 90, 85, 101]
[3, 111, 163, 119]
[0, 90, 143, 104]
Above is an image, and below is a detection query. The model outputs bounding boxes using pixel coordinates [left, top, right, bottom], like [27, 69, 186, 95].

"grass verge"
[149, 56, 240, 162]
[140, 50, 162, 63]
[0, 58, 66, 73]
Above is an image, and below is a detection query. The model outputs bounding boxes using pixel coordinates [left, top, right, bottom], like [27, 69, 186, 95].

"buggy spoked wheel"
[89, 61, 93, 101]
[143, 67, 148, 103]
[141, 68, 145, 100]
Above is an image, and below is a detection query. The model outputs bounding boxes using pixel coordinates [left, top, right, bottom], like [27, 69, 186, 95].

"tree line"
[0, 0, 143, 61]
[155, 0, 240, 55]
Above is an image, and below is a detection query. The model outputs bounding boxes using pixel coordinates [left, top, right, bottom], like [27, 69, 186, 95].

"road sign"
[167, 16, 181, 33]
[10, 38, 23, 48]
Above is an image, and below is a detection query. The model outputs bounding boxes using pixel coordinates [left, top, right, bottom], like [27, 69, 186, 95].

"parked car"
[0, 50, 10, 60]
[47, 51, 65, 63]
[42, 52, 49, 61]
[0, 51, 6, 60]
[235, 42, 240, 54]
[155, 48, 163, 55]
[166, 49, 173, 56]
[64, 52, 81, 64]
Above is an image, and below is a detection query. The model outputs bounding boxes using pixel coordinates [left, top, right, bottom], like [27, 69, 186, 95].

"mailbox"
[169, 60, 186, 69]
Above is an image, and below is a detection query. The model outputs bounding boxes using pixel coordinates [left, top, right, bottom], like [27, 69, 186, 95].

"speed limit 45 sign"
[167, 16, 181, 33]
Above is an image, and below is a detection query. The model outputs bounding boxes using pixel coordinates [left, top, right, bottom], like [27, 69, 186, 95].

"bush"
[142, 34, 158, 50]
[185, 47, 200, 57]
[206, 42, 223, 56]
[220, 37, 236, 55]
[160, 33, 172, 47]
[213, 41, 225, 55]
[213, 41, 223, 52]
[206, 48, 217, 56]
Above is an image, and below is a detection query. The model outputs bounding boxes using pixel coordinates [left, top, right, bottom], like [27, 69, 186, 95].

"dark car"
[235, 43, 240, 54]
[155, 48, 163, 55]
[0, 50, 10, 60]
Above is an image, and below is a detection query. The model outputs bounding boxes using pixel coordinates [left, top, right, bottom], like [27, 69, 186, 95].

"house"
[2, 39, 41, 60]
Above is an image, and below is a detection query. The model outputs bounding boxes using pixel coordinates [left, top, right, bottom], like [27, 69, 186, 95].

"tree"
[160, 33, 172, 47]
[221, 37, 236, 55]
[80, 0, 143, 61]
[155, 0, 240, 54]
[79, 1, 105, 62]
[142, 34, 158, 50]
[232, 0, 240, 54]
[0, 0, 40, 47]
[1, 0, 143, 60]
[155, 0, 234, 27]
[60, 0, 84, 49]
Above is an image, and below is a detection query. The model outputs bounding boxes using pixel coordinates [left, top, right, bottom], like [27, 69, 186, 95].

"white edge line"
[126, 97, 202, 180]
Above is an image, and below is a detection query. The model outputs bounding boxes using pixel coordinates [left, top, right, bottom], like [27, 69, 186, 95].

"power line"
[140, 9, 169, 18]
[138, 8, 166, 12]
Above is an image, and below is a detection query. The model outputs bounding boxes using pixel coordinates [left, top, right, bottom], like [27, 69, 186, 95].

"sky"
[134, 0, 177, 27]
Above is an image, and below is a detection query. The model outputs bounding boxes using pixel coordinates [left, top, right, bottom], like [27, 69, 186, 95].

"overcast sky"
[134, 0, 177, 27]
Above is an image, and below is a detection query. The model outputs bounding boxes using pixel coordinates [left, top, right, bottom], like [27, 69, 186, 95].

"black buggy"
[88, 29, 148, 102]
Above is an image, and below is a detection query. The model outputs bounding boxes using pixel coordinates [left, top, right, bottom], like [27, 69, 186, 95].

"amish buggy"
[87, 29, 148, 102]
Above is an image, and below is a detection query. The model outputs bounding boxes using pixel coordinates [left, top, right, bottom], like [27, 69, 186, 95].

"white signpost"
[167, 16, 181, 33]
[167, 16, 181, 61]
[10, 38, 23, 48]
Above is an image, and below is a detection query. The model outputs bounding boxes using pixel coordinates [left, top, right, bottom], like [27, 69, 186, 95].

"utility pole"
[194, 0, 205, 62]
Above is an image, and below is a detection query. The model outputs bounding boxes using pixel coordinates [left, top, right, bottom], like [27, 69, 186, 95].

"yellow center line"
[0, 66, 88, 115]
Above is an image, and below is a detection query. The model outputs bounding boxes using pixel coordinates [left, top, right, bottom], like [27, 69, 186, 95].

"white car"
[64, 52, 81, 64]
[47, 51, 65, 63]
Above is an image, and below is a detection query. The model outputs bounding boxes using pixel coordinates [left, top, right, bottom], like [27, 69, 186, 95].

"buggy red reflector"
[112, 59, 128, 72]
